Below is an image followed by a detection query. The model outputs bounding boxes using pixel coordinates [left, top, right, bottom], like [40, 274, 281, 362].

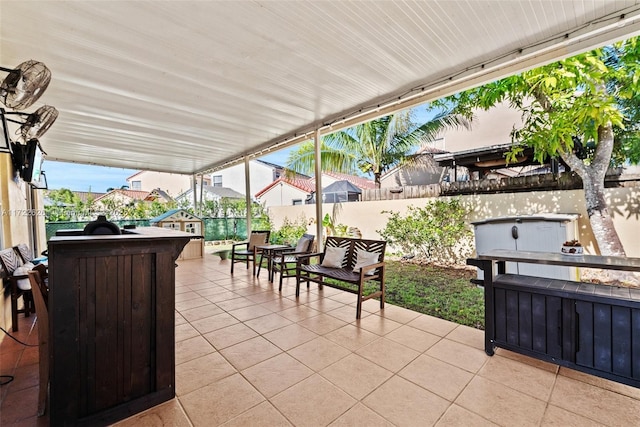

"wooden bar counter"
[47, 227, 194, 426]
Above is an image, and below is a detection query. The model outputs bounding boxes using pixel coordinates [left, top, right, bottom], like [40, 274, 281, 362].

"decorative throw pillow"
[321, 246, 347, 268]
[294, 236, 311, 253]
[13, 263, 34, 290]
[353, 250, 380, 275]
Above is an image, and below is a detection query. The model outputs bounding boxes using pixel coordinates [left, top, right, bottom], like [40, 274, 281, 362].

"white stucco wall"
[212, 161, 277, 199]
[267, 186, 640, 258]
[127, 171, 192, 197]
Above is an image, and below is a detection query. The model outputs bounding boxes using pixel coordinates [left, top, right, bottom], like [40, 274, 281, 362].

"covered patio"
[3, 256, 640, 426]
[3, 2, 640, 426]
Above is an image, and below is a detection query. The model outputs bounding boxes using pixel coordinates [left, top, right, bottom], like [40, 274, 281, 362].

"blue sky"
[44, 150, 292, 192]
[44, 105, 435, 192]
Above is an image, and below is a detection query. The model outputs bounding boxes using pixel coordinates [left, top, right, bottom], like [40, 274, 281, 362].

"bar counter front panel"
[48, 227, 194, 426]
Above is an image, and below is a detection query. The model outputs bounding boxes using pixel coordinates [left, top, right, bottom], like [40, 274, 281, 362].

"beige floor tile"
[326, 304, 367, 323]
[540, 404, 605, 427]
[203, 323, 259, 350]
[477, 353, 556, 401]
[329, 403, 395, 427]
[320, 353, 393, 399]
[271, 374, 356, 427]
[549, 375, 640, 426]
[174, 284, 192, 295]
[356, 314, 403, 336]
[221, 401, 293, 427]
[263, 323, 318, 351]
[356, 337, 420, 372]
[246, 291, 280, 304]
[376, 304, 421, 324]
[175, 322, 201, 343]
[494, 348, 559, 373]
[196, 286, 232, 298]
[219, 335, 282, 370]
[206, 291, 245, 304]
[363, 375, 450, 427]
[288, 337, 351, 371]
[445, 324, 485, 350]
[558, 366, 640, 400]
[328, 292, 359, 305]
[297, 314, 348, 336]
[399, 354, 473, 401]
[288, 290, 322, 305]
[244, 312, 293, 335]
[241, 353, 313, 398]
[175, 290, 205, 303]
[360, 298, 384, 314]
[455, 376, 546, 427]
[324, 324, 380, 351]
[228, 304, 273, 322]
[435, 404, 497, 427]
[385, 324, 441, 353]
[303, 296, 346, 313]
[258, 297, 300, 313]
[175, 352, 237, 396]
[180, 301, 223, 322]
[175, 297, 212, 312]
[175, 312, 187, 326]
[0, 385, 40, 425]
[278, 305, 321, 322]
[426, 338, 489, 373]
[113, 399, 192, 427]
[189, 281, 219, 291]
[233, 285, 270, 296]
[180, 373, 265, 426]
[190, 312, 240, 335]
[408, 314, 458, 337]
[175, 335, 216, 365]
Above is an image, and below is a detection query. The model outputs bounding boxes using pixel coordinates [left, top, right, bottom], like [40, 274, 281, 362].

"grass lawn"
[383, 260, 485, 330]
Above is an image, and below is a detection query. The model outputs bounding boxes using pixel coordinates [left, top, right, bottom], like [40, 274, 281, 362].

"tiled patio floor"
[3, 255, 640, 426]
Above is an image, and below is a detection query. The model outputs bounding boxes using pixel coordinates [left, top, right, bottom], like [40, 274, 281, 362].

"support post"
[314, 129, 323, 250]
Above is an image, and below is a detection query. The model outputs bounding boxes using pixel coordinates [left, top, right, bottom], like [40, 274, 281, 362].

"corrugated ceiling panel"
[1, 1, 639, 174]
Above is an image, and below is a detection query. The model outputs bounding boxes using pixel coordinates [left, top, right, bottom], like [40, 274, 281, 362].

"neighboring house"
[380, 146, 448, 188]
[209, 159, 285, 199]
[93, 189, 160, 211]
[381, 103, 526, 187]
[255, 176, 316, 207]
[126, 170, 209, 197]
[308, 171, 376, 192]
[146, 188, 173, 203]
[73, 190, 106, 203]
[255, 172, 375, 207]
[175, 185, 245, 210]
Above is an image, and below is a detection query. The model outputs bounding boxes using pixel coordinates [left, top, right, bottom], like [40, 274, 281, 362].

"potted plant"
[561, 240, 583, 255]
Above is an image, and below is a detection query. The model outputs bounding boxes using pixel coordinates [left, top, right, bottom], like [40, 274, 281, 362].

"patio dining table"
[256, 244, 290, 282]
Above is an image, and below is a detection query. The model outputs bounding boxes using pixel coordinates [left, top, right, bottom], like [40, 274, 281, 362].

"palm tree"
[285, 109, 469, 187]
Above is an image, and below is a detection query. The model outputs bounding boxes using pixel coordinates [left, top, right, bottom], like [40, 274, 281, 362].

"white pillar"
[244, 157, 252, 233]
[314, 129, 323, 250]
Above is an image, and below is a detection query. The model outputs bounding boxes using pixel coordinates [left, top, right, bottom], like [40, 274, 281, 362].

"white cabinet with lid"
[473, 214, 580, 280]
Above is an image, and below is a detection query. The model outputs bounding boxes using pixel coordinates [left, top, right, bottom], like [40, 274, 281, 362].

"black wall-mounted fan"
[0, 60, 51, 111]
[20, 105, 58, 140]
[2, 105, 59, 141]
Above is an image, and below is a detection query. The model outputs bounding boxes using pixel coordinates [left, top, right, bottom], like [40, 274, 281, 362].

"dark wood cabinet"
[48, 228, 192, 426]
[471, 250, 640, 389]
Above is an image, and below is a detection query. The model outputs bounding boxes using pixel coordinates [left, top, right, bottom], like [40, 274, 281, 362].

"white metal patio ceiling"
[1, 1, 639, 176]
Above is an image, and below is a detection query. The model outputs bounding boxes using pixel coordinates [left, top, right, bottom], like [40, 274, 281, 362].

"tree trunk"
[374, 172, 381, 189]
[579, 171, 626, 257]
[560, 123, 626, 257]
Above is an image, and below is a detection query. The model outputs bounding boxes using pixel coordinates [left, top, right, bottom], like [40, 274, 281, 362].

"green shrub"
[378, 198, 473, 265]
[271, 215, 308, 245]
